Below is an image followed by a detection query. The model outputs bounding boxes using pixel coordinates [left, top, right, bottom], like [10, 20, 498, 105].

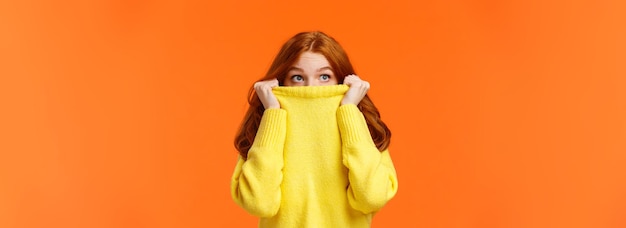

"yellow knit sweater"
[231, 85, 398, 227]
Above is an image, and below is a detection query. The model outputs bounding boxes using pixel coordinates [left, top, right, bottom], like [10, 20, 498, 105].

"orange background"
[1, 0, 625, 227]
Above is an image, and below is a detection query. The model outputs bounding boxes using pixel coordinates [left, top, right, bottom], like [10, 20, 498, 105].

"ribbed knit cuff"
[254, 108, 287, 147]
[272, 85, 349, 98]
[337, 104, 374, 146]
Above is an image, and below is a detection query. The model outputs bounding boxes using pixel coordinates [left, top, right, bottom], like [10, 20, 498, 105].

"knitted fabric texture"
[231, 85, 398, 227]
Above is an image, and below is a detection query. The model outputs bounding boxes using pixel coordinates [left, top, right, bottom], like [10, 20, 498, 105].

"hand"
[254, 79, 280, 109]
[341, 75, 370, 105]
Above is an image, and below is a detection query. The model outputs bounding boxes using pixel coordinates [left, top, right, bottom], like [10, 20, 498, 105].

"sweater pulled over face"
[231, 85, 398, 227]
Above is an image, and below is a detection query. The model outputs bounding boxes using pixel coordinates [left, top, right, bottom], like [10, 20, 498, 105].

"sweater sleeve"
[231, 108, 286, 217]
[337, 104, 399, 214]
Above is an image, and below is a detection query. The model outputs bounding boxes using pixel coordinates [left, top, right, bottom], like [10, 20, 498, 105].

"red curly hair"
[234, 31, 391, 159]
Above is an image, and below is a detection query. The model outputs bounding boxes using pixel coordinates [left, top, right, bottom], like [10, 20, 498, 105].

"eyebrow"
[288, 66, 333, 72]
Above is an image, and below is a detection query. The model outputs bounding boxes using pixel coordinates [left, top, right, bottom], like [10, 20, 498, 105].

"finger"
[254, 82, 263, 91]
[344, 76, 356, 85]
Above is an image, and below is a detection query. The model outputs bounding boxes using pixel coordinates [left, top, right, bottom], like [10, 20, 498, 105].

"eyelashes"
[291, 75, 304, 82]
[289, 74, 332, 82]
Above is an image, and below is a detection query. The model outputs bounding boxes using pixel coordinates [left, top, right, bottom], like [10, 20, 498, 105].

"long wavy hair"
[234, 31, 391, 159]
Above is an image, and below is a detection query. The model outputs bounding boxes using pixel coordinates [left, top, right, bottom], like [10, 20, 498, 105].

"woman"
[231, 31, 398, 227]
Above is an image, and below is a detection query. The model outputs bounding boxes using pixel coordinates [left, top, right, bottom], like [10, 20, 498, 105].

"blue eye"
[292, 75, 304, 82]
[320, 74, 330, 81]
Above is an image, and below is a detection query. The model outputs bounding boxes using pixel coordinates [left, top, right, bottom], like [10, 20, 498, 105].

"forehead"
[293, 52, 330, 67]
